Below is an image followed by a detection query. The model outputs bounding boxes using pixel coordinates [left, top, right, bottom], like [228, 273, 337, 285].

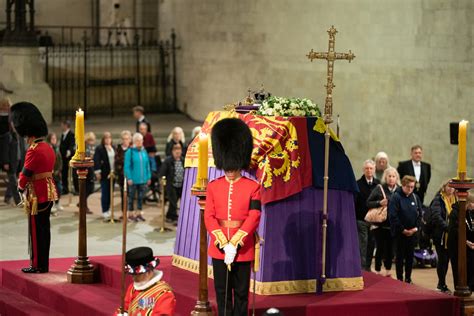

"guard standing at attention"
[204, 118, 261, 316]
[12, 102, 58, 273]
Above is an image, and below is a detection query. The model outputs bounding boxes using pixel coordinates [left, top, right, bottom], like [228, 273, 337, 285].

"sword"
[159, 176, 171, 232]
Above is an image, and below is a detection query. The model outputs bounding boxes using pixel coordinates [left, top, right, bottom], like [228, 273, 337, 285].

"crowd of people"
[354, 146, 474, 293]
[2, 98, 473, 301]
[1, 103, 202, 226]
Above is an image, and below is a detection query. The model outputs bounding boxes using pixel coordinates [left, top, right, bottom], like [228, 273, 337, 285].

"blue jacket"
[388, 187, 421, 236]
[124, 147, 151, 185]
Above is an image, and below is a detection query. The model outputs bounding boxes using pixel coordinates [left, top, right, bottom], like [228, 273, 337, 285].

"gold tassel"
[254, 232, 263, 273]
[24, 199, 30, 215]
[31, 197, 38, 215]
[46, 178, 58, 201]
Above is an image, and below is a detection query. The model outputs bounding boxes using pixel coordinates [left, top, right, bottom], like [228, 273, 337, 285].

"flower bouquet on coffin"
[256, 96, 321, 117]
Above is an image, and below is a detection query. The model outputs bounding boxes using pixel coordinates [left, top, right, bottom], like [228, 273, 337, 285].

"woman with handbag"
[366, 167, 400, 277]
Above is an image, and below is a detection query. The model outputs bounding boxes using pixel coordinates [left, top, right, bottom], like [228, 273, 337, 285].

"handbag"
[365, 185, 387, 223]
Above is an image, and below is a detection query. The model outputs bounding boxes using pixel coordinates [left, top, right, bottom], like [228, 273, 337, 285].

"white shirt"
[106, 146, 115, 171]
[412, 160, 421, 182]
[62, 129, 70, 140]
[138, 115, 145, 122]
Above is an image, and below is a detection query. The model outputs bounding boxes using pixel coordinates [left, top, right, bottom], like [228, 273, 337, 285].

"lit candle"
[457, 120, 469, 178]
[196, 133, 209, 186]
[75, 108, 85, 154]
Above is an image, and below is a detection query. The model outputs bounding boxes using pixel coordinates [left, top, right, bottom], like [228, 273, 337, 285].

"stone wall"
[0, 48, 53, 123]
[159, 0, 474, 201]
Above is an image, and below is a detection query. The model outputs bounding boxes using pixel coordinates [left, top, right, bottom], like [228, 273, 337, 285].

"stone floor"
[0, 189, 176, 261]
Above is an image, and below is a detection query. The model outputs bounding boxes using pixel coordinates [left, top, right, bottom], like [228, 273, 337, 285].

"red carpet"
[0, 256, 460, 316]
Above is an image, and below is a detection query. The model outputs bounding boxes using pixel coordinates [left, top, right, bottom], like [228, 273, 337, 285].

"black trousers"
[5, 162, 20, 204]
[166, 186, 182, 220]
[28, 203, 52, 271]
[374, 228, 393, 271]
[366, 228, 375, 270]
[395, 234, 416, 282]
[212, 259, 251, 316]
[434, 242, 450, 287]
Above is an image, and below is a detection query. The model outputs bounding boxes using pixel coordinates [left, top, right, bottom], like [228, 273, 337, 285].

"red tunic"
[120, 280, 176, 316]
[204, 176, 261, 262]
[18, 140, 57, 204]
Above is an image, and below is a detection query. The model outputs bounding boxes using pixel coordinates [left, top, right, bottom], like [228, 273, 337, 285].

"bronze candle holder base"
[190, 187, 214, 315]
[449, 177, 474, 299]
[67, 155, 96, 284]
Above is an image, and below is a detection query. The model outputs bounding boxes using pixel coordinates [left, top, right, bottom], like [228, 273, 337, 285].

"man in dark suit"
[59, 120, 75, 194]
[3, 128, 25, 205]
[354, 159, 381, 271]
[133, 105, 151, 133]
[397, 145, 431, 204]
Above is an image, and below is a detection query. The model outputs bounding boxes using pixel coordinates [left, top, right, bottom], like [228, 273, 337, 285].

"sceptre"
[119, 177, 128, 314]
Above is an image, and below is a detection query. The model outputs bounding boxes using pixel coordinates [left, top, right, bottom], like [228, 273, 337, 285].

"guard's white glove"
[223, 243, 237, 265]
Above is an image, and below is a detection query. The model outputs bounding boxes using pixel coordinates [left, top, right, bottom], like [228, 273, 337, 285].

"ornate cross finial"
[307, 26, 355, 124]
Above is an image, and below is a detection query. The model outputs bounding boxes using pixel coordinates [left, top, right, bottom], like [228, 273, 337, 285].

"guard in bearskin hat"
[11, 102, 58, 273]
[204, 118, 261, 316]
[116, 247, 176, 315]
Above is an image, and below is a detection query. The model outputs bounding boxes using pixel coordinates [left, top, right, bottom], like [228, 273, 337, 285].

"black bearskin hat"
[10, 102, 48, 138]
[211, 118, 253, 171]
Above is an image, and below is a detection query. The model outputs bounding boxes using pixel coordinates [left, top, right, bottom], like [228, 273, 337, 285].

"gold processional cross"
[306, 26, 355, 283]
[306, 25, 355, 123]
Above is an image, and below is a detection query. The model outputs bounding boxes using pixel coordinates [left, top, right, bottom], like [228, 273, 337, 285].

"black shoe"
[405, 279, 413, 284]
[22, 266, 47, 273]
[437, 284, 451, 293]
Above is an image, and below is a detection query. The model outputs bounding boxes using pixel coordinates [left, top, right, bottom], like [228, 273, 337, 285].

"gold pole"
[321, 124, 330, 281]
[108, 171, 118, 223]
[119, 177, 128, 314]
[159, 176, 172, 233]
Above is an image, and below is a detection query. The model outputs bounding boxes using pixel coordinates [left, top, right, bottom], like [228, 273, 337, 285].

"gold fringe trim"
[171, 255, 364, 295]
[172, 255, 213, 278]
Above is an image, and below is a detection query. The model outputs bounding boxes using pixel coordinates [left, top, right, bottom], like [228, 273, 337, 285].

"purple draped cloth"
[174, 167, 362, 285]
